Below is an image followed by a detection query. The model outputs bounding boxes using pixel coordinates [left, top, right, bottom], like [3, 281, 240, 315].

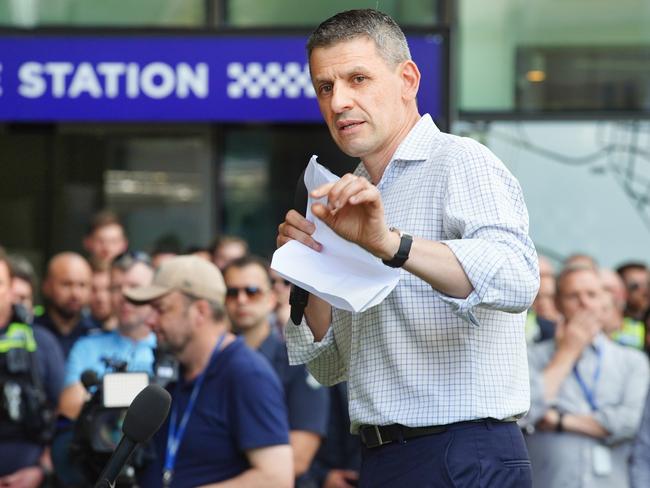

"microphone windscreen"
[122, 384, 171, 443]
[80, 369, 99, 390]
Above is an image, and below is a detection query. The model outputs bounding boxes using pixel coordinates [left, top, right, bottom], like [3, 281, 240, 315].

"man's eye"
[353, 75, 366, 83]
[319, 84, 332, 94]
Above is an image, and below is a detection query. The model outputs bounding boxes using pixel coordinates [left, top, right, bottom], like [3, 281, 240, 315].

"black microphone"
[94, 384, 171, 488]
[290, 168, 310, 325]
[80, 369, 100, 392]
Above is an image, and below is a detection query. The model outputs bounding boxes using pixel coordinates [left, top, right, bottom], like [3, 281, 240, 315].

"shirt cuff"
[433, 239, 505, 325]
[285, 319, 335, 366]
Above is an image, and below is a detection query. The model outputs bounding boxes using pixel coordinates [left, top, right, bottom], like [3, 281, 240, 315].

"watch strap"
[382, 228, 413, 268]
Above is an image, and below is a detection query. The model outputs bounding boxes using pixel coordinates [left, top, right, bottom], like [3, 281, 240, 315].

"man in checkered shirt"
[277, 9, 539, 488]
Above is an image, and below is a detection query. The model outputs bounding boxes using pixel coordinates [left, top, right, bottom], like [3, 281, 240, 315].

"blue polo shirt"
[258, 330, 329, 436]
[64, 330, 157, 387]
[141, 337, 289, 488]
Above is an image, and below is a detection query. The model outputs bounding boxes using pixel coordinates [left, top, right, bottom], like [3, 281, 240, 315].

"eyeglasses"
[225, 286, 265, 300]
[112, 250, 152, 269]
[271, 278, 291, 286]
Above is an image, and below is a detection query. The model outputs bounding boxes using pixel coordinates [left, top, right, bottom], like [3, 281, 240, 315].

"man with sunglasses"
[223, 256, 329, 486]
[57, 250, 157, 420]
[126, 255, 292, 488]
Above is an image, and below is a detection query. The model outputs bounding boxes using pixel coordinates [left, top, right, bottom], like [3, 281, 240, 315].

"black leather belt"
[359, 424, 447, 449]
[359, 418, 519, 449]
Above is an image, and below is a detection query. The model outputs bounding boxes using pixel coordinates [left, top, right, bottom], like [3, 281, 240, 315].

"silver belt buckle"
[373, 425, 384, 446]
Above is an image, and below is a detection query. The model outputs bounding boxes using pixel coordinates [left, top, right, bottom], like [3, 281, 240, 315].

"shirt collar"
[354, 114, 439, 184]
[391, 113, 439, 162]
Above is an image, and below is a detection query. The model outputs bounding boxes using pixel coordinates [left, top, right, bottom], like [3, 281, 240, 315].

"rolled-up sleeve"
[436, 141, 539, 325]
[285, 311, 348, 387]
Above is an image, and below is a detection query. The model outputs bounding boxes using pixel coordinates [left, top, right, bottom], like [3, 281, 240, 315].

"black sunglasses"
[225, 286, 265, 299]
[112, 250, 153, 269]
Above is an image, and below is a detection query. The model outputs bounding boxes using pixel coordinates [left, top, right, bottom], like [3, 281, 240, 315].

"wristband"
[382, 227, 413, 268]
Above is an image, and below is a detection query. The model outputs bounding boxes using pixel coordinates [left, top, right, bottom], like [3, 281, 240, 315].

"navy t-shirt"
[0, 324, 65, 475]
[33, 310, 102, 358]
[258, 331, 329, 436]
[141, 337, 289, 488]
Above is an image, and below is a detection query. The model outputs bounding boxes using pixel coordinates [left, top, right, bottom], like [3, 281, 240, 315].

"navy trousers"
[359, 420, 532, 488]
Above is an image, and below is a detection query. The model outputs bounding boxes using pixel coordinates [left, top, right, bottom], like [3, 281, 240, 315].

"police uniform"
[0, 308, 65, 476]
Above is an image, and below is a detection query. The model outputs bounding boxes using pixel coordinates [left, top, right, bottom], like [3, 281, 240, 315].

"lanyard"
[572, 345, 602, 411]
[163, 333, 227, 486]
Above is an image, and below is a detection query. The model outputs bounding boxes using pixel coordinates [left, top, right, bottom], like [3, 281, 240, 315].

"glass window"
[221, 125, 358, 258]
[0, 0, 205, 28]
[455, 119, 650, 266]
[225, 0, 439, 27]
[459, 0, 650, 113]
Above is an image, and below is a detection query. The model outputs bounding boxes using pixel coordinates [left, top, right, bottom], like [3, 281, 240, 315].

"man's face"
[224, 264, 276, 333]
[85, 224, 127, 266]
[44, 257, 91, 320]
[110, 263, 153, 335]
[270, 269, 291, 307]
[147, 291, 193, 356]
[309, 37, 413, 163]
[621, 268, 649, 312]
[214, 242, 247, 271]
[11, 276, 33, 313]
[557, 269, 605, 323]
[0, 261, 12, 326]
[90, 271, 112, 322]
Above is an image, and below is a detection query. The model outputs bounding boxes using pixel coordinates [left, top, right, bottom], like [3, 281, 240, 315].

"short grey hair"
[307, 9, 411, 67]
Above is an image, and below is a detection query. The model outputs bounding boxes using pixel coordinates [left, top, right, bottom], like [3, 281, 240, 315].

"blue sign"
[0, 35, 444, 122]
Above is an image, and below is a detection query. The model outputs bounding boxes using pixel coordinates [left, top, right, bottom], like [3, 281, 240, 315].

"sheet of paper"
[271, 156, 400, 312]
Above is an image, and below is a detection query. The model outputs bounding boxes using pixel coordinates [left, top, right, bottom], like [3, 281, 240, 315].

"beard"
[49, 301, 82, 321]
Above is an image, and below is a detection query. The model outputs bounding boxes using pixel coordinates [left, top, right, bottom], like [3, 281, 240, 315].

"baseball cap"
[124, 255, 226, 305]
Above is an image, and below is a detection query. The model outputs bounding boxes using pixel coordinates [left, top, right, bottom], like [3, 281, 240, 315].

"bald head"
[44, 252, 92, 320]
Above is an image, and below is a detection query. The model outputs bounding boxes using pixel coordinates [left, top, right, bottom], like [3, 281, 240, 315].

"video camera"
[70, 358, 151, 488]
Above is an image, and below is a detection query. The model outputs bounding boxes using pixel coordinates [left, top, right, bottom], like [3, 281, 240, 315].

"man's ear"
[400, 60, 420, 101]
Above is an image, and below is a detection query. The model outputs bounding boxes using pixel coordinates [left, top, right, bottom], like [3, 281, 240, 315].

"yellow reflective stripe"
[0, 322, 37, 352]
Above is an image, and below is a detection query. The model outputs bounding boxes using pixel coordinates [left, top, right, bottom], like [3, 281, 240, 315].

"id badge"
[592, 444, 612, 476]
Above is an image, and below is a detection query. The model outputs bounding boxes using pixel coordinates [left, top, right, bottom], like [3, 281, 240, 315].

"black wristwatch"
[556, 411, 564, 432]
[382, 227, 413, 268]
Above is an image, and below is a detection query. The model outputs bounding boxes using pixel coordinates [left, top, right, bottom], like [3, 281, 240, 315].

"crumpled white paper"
[271, 156, 400, 312]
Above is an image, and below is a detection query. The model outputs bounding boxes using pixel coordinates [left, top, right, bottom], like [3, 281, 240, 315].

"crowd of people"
[0, 210, 360, 488]
[522, 254, 650, 487]
[2, 7, 650, 488]
[2, 209, 650, 487]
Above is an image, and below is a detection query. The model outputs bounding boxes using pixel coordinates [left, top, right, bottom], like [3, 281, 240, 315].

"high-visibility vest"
[611, 317, 646, 350]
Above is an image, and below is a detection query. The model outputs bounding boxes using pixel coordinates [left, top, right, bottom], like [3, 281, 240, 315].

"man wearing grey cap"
[126, 255, 292, 488]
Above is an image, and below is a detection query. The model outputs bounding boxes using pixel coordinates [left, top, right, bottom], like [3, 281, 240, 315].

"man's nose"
[330, 84, 353, 113]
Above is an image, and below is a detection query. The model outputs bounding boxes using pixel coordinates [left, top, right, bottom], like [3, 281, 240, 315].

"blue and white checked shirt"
[286, 114, 540, 432]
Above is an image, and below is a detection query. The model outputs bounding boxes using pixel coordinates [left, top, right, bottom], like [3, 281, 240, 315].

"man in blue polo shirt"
[223, 255, 329, 484]
[126, 255, 292, 488]
[58, 251, 156, 420]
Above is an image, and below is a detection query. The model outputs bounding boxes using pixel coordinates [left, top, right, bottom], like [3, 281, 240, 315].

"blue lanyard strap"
[164, 333, 228, 473]
[572, 345, 602, 411]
